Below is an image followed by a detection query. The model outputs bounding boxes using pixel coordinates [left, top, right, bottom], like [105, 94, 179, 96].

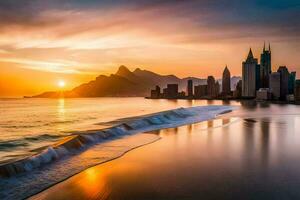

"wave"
[0, 105, 234, 178]
[0, 134, 63, 151]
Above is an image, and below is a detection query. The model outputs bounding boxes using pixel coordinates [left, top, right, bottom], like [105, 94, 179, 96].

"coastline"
[29, 114, 237, 200]
[29, 105, 300, 200]
[28, 134, 162, 200]
[28, 116, 240, 200]
[0, 105, 234, 200]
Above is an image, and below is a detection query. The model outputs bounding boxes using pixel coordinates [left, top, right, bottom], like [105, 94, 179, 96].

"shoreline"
[29, 105, 300, 200]
[29, 115, 235, 200]
[0, 105, 233, 178]
[28, 135, 162, 200]
[0, 105, 234, 200]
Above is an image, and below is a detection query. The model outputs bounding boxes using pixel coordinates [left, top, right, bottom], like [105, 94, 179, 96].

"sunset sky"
[0, 0, 299, 97]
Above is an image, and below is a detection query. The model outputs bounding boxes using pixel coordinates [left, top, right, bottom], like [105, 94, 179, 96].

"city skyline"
[0, 1, 299, 97]
[149, 43, 299, 102]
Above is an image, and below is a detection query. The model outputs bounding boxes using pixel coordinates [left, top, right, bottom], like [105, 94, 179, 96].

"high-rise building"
[269, 72, 281, 99]
[215, 81, 220, 97]
[207, 76, 216, 98]
[194, 85, 207, 98]
[294, 80, 300, 101]
[233, 80, 242, 98]
[222, 66, 231, 95]
[162, 84, 179, 99]
[187, 79, 193, 98]
[260, 43, 272, 88]
[242, 48, 259, 98]
[288, 72, 296, 94]
[277, 66, 289, 100]
[150, 85, 161, 98]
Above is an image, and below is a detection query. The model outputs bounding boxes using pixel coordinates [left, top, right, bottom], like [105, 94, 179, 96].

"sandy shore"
[30, 109, 300, 200]
[30, 117, 238, 200]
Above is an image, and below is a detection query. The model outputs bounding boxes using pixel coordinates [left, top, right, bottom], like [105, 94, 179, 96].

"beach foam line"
[0, 105, 234, 178]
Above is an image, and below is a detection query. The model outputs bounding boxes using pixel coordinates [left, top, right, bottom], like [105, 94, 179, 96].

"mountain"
[30, 65, 241, 98]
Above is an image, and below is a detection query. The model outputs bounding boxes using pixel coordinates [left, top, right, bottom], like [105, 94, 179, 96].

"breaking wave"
[0, 106, 233, 179]
[0, 105, 234, 200]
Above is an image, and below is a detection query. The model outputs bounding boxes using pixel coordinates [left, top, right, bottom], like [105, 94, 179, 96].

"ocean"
[1, 98, 300, 199]
[0, 98, 236, 162]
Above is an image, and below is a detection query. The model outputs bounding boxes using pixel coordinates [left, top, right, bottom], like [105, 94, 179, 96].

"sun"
[58, 80, 66, 88]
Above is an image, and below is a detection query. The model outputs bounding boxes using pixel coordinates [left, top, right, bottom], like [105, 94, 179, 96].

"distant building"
[288, 72, 296, 94]
[233, 80, 242, 98]
[256, 88, 272, 100]
[194, 85, 207, 98]
[207, 76, 215, 97]
[294, 80, 300, 101]
[150, 85, 161, 98]
[222, 66, 231, 95]
[165, 84, 178, 99]
[269, 72, 281, 100]
[260, 43, 272, 88]
[277, 66, 289, 100]
[207, 76, 219, 98]
[162, 88, 168, 98]
[178, 91, 186, 98]
[242, 48, 259, 98]
[187, 79, 193, 98]
[215, 81, 220, 97]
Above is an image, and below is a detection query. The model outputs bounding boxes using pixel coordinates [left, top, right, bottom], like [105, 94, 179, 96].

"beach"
[0, 98, 234, 199]
[30, 102, 300, 200]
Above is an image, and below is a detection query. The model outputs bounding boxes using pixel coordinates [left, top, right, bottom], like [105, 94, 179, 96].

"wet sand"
[30, 113, 300, 200]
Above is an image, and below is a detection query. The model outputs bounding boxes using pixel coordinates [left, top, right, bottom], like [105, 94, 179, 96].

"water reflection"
[57, 98, 65, 120]
[31, 102, 300, 200]
[260, 118, 270, 168]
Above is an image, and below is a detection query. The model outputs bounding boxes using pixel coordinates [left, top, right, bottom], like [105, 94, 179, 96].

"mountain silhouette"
[30, 65, 240, 98]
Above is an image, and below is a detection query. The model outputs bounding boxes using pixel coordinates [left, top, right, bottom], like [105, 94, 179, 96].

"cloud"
[0, 0, 299, 77]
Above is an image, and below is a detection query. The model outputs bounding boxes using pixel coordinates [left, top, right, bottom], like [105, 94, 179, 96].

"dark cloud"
[0, 0, 299, 40]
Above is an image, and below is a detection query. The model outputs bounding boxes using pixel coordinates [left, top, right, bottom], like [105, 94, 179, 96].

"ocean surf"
[0, 105, 233, 199]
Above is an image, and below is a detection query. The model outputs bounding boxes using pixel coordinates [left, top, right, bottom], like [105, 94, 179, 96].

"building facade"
[260, 43, 272, 88]
[256, 88, 272, 100]
[207, 76, 215, 98]
[187, 79, 193, 98]
[295, 80, 300, 101]
[222, 66, 231, 95]
[194, 85, 207, 98]
[288, 72, 296, 94]
[242, 48, 259, 98]
[207, 76, 219, 98]
[269, 72, 281, 99]
[277, 66, 289, 100]
[162, 84, 178, 99]
[150, 85, 161, 98]
[234, 80, 242, 98]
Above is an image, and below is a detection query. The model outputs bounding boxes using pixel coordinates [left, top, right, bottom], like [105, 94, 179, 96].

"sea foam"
[0, 105, 234, 200]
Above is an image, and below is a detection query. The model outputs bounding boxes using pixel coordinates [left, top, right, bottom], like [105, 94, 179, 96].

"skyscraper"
[222, 66, 231, 95]
[194, 85, 207, 98]
[150, 85, 161, 98]
[187, 79, 193, 98]
[269, 72, 281, 99]
[277, 66, 289, 100]
[234, 80, 242, 98]
[260, 43, 272, 88]
[207, 76, 217, 98]
[165, 84, 178, 99]
[215, 81, 220, 97]
[288, 72, 296, 94]
[242, 48, 259, 98]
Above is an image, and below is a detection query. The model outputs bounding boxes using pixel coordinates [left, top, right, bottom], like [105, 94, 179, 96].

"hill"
[30, 66, 241, 98]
